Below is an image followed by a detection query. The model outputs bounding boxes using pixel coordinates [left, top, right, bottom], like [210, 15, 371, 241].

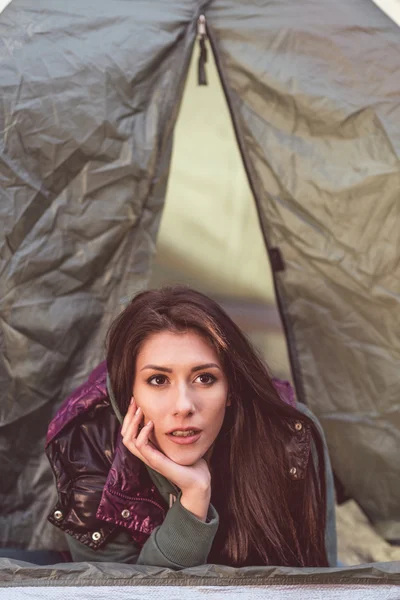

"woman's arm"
[66, 494, 219, 567]
[137, 493, 218, 567]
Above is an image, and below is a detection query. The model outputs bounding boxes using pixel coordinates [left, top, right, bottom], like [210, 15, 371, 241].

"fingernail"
[135, 406, 141, 415]
[147, 420, 153, 427]
[130, 397, 134, 405]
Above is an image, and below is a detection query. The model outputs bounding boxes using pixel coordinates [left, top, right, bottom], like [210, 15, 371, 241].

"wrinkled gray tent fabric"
[1, 568, 400, 600]
[0, 0, 198, 548]
[0, 561, 400, 600]
[206, 0, 400, 538]
[0, 559, 399, 587]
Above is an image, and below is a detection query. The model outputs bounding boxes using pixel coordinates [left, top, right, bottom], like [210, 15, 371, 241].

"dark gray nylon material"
[0, 0, 200, 548]
[0, 559, 400, 587]
[205, 0, 400, 536]
[1, 0, 399, 551]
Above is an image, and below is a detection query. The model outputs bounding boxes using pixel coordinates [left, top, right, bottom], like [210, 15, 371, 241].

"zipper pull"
[197, 14, 208, 86]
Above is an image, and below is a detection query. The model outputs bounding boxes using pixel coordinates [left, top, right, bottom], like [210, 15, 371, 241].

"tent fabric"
[1, 563, 400, 600]
[0, 0, 197, 549]
[205, 0, 400, 537]
[0, 559, 399, 588]
[0, 0, 399, 551]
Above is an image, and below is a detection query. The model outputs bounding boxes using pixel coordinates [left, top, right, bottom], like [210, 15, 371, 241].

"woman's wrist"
[180, 486, 211, 522]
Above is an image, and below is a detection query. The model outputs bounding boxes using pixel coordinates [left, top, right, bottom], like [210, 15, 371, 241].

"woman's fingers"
[121, 403, 164, 472]
[122, 431, 148, 468]
[135, 420, 155, 449]
[135, 422, 176, 475]
[135, 421, 162, 461]
[122, 404, 180, 478]
[121, 402, 142, 440]
[121, 397, 136, 437]
[121, 402, 148, 460]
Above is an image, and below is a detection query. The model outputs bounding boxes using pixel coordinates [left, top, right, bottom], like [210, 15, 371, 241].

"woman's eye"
[148, 375, 168, 386]
[195, 373, 216, 385]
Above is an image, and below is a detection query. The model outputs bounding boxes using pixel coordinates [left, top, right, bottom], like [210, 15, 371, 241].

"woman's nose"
[173, 385, 196, 415]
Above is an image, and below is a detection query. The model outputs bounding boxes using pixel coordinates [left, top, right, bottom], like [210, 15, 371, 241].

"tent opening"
[149, 39, 291, 382]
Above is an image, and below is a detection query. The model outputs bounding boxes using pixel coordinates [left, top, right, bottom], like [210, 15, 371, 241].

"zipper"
[205, 24, 307, 406]
[108, 487, 166, 513]
[197, 14, 208, 85]
[135, 496, 166, 512]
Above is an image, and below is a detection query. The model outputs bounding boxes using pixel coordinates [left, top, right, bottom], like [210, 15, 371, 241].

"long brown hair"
[106, 285, 328, 567]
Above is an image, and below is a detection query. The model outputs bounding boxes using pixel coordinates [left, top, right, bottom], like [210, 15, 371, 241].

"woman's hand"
[121, 399, 211, 520]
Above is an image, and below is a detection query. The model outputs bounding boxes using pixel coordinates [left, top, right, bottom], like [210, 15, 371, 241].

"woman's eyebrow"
[140, 363, 221, 372]
[191, 363, 221, 372]
[141, 365, 172, 372]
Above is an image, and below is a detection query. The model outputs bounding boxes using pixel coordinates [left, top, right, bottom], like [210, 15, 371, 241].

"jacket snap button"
[121, 509, 131, 519]
[92, 531, 101, 542]
[295, 422, 303, 431]
[289, 467, 297, 477]
[53, 510, 63, 521]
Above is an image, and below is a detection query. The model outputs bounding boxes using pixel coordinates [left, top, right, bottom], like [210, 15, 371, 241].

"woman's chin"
[171, 455, 201, 467]
[163, 447, 204, 466]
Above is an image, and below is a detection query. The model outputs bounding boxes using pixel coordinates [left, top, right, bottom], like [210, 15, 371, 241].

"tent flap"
[207, 0, 400, 535]
[0, 0, 198, 548]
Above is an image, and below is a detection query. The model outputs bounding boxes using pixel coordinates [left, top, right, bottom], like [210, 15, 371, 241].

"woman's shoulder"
[44, 362, 163, 551]
[271, 378, 316, 481]
[45, 361, 121, 484]
[45, 361, 121, 494]
[46, 361, 111, 447]
[272, 377, 296, 407]
[272, 377, 322, 431]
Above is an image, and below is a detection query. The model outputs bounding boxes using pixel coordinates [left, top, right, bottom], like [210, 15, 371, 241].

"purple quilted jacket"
[45, 361, 311, 550]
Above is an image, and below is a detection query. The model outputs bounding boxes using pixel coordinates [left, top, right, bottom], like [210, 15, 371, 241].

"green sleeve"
[137, 493, 219, 567]
[66, 494, 219, 568]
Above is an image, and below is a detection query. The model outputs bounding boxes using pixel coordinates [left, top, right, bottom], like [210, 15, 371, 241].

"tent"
[1, 560, 400, 598]
[0, 0, 399, 568]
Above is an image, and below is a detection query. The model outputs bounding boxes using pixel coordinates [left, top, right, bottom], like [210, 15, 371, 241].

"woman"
[46, 286, 337, 568]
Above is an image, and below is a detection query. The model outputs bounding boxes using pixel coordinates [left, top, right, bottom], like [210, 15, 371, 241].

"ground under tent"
[0, 0, 400, 588]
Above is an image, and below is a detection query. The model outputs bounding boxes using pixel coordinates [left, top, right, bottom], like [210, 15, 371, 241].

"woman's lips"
[167, 431, 202, 445]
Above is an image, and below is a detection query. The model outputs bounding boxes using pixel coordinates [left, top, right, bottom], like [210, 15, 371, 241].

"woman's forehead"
[136, 329, 220, 367]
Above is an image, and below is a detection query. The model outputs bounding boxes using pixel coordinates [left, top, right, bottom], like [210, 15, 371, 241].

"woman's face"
[133, 329, 229, 466]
